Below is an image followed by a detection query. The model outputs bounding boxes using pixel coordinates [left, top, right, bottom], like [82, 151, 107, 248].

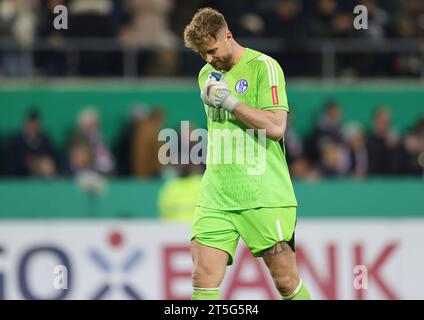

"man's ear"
[225, 31, 233, 41]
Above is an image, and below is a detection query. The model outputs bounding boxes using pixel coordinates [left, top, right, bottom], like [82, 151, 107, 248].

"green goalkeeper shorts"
[190, 206, 297, 265]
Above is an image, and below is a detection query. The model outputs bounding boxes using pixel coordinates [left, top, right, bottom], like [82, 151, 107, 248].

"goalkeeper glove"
[201, 72, 240, 113]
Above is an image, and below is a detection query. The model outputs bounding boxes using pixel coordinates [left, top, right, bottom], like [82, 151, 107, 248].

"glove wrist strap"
[222, 94, 240, 113]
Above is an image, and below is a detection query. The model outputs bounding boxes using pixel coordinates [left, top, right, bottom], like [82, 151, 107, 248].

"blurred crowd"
[0, 106, 168, 179]
[285, 102, 424, 180]
[0, 102, 423, 181]
[0, 0, 423, 77]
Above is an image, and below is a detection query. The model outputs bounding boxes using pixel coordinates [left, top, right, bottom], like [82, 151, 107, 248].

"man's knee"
[192, 263, 222, 288]
[274, 275, 300, 297]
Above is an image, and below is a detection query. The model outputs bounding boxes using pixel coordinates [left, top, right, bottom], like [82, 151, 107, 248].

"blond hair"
[184, 8, 228, 51]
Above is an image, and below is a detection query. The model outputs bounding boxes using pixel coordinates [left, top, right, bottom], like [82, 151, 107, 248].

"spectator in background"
[169, 0, 209, 37]
[67, 107, 115, 175]
[358, 0, 390, 39]
[402, 117, 424, 175]
[366, 107, 390, 175]
[331, 10, 353, 38]
[67, 0, 120, 76]
[366, 107, 402, 175]
[169, 0, 210, 76]
[158, 163, 202, 222]
[0, 0, 40, 76]
[304, 100, 352, 177]
[119, 0, 179, 76]
[114, 104, 149, 176]
[283, 111, 304, 166]
[318, 139, 349, 177]
[67, 0, 117, 35]
[393, 16, 421, 77]
[156, 121, 206, 179]
[289, 155, 321, 180]
[7, 109, 57, 177]
[308, 0, 338, 37]
[354, 0, 396, 77]
[0, 0, 39, 47]
[36, 0, 69, 76]
[131, 108, 164, 178]
[267, 0, 305, 39]
[173, 122, 206, 177]
[343, 122, 368, 178]
[64, 144, 94, 176]
[266, 0, 309, 75]
[305, 100, 344, 166]
[211, 1, 266, 37]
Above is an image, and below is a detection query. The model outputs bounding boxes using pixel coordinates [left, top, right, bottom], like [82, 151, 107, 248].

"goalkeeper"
[184, 8, 311, 300]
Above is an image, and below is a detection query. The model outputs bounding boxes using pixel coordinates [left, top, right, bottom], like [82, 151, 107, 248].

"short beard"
[213, 54, 233, 72]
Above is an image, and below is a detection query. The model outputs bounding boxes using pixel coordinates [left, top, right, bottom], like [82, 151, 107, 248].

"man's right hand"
[201, 75, 224, 107]
[201, 74, 240, 113]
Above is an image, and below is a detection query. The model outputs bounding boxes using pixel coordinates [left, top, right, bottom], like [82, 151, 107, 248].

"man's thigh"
[233, 206, 297, 257]
[191, 206, 240, 265]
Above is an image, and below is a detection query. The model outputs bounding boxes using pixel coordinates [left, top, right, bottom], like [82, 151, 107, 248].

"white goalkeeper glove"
[201, 72, 240, 113]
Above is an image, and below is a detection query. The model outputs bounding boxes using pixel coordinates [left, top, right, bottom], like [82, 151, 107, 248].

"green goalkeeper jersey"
[197, 48, 297, 210]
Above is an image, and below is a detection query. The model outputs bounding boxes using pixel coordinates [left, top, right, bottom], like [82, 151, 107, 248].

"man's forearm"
[233, 104, 287, 141]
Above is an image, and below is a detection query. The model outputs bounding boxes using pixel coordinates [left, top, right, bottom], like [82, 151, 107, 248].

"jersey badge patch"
[235, 79, 248, 94]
